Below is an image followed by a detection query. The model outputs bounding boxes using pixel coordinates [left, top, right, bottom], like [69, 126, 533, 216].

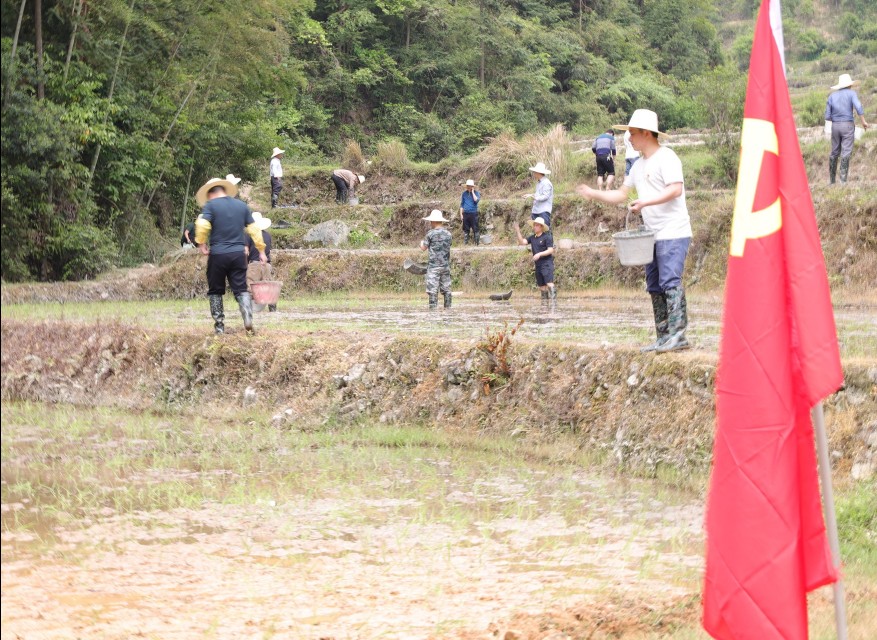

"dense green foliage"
[1, 0, 875, 281]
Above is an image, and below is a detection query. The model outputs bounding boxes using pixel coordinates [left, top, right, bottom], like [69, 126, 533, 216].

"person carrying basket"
[576, 109, 692, 353]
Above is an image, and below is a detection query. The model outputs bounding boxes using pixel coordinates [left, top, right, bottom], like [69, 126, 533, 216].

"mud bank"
[2, 321, 874, 479]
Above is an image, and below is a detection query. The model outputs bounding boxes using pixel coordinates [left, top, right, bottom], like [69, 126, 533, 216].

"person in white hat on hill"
[824, 73, 869, 184]
[576, 109, 692, 353]
[246, 212, 277, 312]
[459, 179, 481, 245]
[270, 147, 284, 208]
[523, 162, 553, 228]
[331, 168, 365, 204]
[515, 216, 556, 301]
[194, 177, 267, 334]
[419, 209, 453, 309]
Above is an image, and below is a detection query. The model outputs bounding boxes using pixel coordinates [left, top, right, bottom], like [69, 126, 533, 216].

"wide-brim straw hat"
[528, 162, 551, 175]
[528, 217, 550, 231]
[357, 174, 366, 184]
[225, 173, 242, 185]
[465, 179, 476, 186]
[422, 209, 448, 222]
[196, 178, 238, 207]
[271, 147, 285, 157]
[252, 211, 272, 230]
[613, 109, 669, 139]
[831, 73, 858, 90]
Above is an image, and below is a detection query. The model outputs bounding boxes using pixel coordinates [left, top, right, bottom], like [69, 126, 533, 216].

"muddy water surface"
[7, 292, 874, 356]
[2, 402, 704, 639]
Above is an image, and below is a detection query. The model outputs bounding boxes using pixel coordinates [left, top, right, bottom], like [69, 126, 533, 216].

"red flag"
[702, 0, 843, 637]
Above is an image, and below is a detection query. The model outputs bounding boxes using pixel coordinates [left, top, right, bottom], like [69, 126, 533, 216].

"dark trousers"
[331, 174, 349, 203]
[271, 176, 282, 205]
[207, 251, 248, 296]
[462, 212, 479, 240]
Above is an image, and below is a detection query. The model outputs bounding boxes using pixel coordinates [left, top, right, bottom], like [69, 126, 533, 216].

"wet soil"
[2, 406, 704, 639]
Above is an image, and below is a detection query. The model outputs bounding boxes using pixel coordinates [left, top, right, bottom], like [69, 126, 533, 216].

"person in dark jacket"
[195, 178, 267, 334]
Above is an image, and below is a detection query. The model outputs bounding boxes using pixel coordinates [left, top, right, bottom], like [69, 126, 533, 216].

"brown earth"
[2, 320, 874, 478]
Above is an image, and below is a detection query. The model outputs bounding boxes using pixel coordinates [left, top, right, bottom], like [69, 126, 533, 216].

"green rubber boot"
[641, 292, 669, 352]
[656, 287, 690, 353]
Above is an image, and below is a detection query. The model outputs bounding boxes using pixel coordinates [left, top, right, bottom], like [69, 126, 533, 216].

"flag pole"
[812, 401, 848, 639]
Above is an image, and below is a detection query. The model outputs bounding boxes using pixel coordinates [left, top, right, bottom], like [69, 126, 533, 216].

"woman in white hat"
[524, 162, 553, 228]
[331, 168, 365, 204]
[576, 109, 692, 354]
[824, 73, 869, 184]
[270, 147, 284, 208]
[418, 209, 453, 309]
[246, 212, 277, 312]
[459, 179, 481, 245]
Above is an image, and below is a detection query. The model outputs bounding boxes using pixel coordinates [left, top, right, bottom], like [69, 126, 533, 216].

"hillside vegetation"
[1, 0, 875, 281]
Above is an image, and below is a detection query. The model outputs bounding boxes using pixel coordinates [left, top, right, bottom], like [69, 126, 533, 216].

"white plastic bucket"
[348, 196, 360, 205]
[855, 127, 864, 141]
[612, 228, 656, 266]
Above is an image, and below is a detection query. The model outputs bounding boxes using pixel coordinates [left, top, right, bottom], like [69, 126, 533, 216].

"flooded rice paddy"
[2, 402, 705, 639]
[4, 290, 876, 357]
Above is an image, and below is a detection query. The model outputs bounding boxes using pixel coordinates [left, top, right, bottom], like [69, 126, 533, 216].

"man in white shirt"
[269, 147, 284, 208]
[577, 109, 691, 353]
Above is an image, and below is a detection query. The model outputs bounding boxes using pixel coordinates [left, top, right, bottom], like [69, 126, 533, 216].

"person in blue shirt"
[592, 129, 617, 190]
[824, 73, 869, 184]
[459, 179, 481, 245]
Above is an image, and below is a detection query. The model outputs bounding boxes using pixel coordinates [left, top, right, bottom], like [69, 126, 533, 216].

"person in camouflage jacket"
[419, 209, 453, 309]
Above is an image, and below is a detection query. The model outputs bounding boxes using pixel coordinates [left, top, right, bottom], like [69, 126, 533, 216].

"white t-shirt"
[624, 131, 639, 160]
[270, 157, 283, 178]
[623, 145, 691, 240]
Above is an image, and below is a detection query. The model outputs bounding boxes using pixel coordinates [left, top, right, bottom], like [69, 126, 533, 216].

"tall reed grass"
[469, 124, 575, 183]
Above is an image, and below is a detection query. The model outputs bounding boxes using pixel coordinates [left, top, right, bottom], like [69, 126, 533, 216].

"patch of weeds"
[478, 318, 524, 394]
[837, 480, 877, 572]
[348, 227, 378, 248]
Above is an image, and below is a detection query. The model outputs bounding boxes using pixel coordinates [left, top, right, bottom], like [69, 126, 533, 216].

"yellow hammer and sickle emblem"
[729, 118, 782, 257]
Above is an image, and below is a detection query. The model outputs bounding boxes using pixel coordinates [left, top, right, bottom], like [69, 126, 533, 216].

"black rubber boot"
[271, 194, 278, 209]
[268, 304, 277, 312]
[641, 292, 669, 352]
[541, 290, 549, 300]
[209, 294, 225, 335]
[428, 294, 438, 309]
[235, 292, 254, 333]
[839, 156, 850, 184]
[656, 287, 690, 353]
[829, 157, 838, 185]
[443, 292, 452, 308]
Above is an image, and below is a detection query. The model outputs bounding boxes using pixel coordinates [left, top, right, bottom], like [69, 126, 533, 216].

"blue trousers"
[645, 237, 690, 293]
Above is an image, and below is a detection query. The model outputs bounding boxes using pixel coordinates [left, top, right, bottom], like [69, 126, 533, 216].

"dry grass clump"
[341, 139, 367, 173]
[372, 139, 411, 173]
[469, 124, 574, 183]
